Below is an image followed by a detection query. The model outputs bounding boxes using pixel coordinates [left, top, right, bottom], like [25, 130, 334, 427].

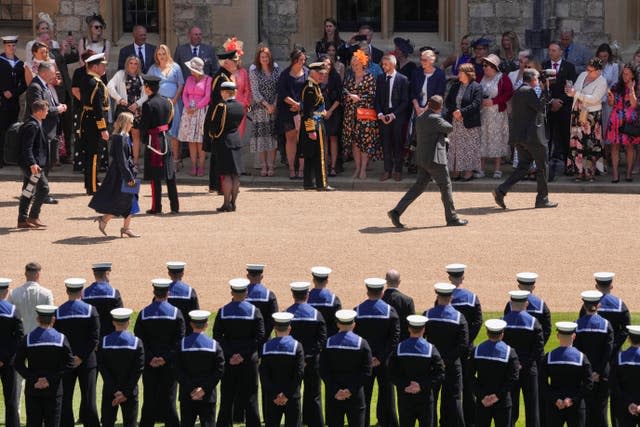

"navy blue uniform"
[0, 52, 27, 165]
[611, 346, 640, 427]
[505, 293, 552, 344]
[82, 281, 123, 339]
[308, 288, 342, 337]
[246, 283, 278, 339]
[167, 280, 200, 335]
[0, 300, 23, 427]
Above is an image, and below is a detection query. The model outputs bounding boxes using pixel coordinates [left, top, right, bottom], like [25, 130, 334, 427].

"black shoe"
[145, 209, 162, 215]
[535, 200, 558, 208]
[387, 210, 404, 228]
[43, 196, 58, 204]
[168, 210, 180, 215]
[492, 190, 506, 209]
[303, 187, 315, 191]
[216, 204, 232, 212]
[447, 218, 469, 227]
[317, 186, 335, 191]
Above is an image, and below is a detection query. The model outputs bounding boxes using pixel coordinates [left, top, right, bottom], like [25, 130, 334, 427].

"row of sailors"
[0, 262, 634, 427]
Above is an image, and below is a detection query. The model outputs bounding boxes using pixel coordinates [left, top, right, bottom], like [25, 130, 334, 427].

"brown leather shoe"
[17, 221, 36, 229]
[393, 172, 402, 181]
[26, 218, 47, 228]
[380, 172, 391, 181]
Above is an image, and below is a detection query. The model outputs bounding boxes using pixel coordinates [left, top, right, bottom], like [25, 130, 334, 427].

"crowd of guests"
[1, 261, 639, 427]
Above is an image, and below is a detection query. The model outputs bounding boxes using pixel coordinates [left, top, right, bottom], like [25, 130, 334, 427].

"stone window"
[122, 0, 159, 33]
[0, 0, 32, 22]
[395, 0, 438, 32]
[337, 0, 381, 32]
[337, 0, 439, 33]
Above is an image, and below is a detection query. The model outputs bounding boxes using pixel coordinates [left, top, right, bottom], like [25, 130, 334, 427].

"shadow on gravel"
[149, 210, 218, 217]
[53, 236, 118, 245]
[456, 206, 536, 215]
[0, 200, 19, 207]
[359, 225, 447, 234]
[245, 188, 299, 192]
[0, 227, 12, 235]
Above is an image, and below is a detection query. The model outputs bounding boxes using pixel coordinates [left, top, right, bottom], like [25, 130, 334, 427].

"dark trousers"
[208, 154, 220, 191]
[216, 361, 259, 427]
[511, 364, 540, 427]
[326, 388, 365, 427]
[139, 365, 179, 427]
[616, 401, 640, 427]
[61, 365, 99, 427]
[302, 355, 324, 427]
[149, 168, 179, 213]
[475, 402, 511, 427]
[585, 380, 609, 427]
[303, 127, 327, 189]
[393, 163, 458, 223]
[363, 362, 398, 427]
[461, 351, 475, 427]
[25, 393, 62, 427]
[380, 118, 404, 173]
[396, 390, 433, 427]
[547, 400, 585, 427]
[18, 168, 50, 222]
[433, 359, 464, 427]
[100, 386, 138, 427]
[547, 109, 571, 160]
[83, 134, 100, 194]
[1, 365, 19, 427]
[180, 399, 216, 427]
[264, 396, 301, 427]
[0, 104, 20, 165]
[497, 143, 549, 202]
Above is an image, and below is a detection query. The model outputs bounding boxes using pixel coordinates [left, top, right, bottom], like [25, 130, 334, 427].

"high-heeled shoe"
[120, 228, 140, 238]
[94, 216, 107, 236]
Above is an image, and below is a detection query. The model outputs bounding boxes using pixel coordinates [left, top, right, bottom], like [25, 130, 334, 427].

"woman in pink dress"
[224, 38, 252, 138]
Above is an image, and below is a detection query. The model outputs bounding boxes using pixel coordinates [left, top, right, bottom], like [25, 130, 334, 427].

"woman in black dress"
[88, 112, 140, 237]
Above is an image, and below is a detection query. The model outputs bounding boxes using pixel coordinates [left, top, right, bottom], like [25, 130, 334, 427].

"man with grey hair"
[382, 269, 415, 341]
[559, 29, 591, 74]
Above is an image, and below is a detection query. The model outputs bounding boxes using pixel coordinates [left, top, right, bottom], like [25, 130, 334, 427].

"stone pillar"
[260, 0, 299, 61]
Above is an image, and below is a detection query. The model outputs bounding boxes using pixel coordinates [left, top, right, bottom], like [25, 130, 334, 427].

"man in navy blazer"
[117, 25, 156, 73]
[173, 26, 218, 80]
[375, 55, 409, 181]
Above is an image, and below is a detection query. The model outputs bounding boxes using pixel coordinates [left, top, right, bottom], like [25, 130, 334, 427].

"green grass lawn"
[1, 311, 639, 426]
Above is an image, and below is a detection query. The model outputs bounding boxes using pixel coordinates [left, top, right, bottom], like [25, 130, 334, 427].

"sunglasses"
[93, 25, 103, 29]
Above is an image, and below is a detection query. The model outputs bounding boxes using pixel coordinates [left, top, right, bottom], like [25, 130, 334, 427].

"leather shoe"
[387, 210, 404, 228]
[380, 172, 391, 182]
[446, 218, 468, 226]
[145, 209, 162, 215]
[393, 172, 402, 181]
[317, 186, 335, 191]
[17, 221, 36, 229]
[43, 196, 58, 204]
[27, 218, 47, 228]
[492, 190, 506, 209]
[535, 200, 558, 208]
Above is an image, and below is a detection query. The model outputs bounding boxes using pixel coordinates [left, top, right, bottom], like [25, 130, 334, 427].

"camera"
[539, 68, 557, 83]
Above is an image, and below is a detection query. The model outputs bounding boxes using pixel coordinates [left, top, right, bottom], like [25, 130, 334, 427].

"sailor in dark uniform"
[0, 278, 23, 427]
[165, 261, 200, 335]
[286, 282, 327, 427]
[381, 269, 415, 342]
[504, 272, 552, 344]
[259, 312, 305, 427]
[213, 278, 265, 427]
[308, 266, 342, 337]
[15, 304, 74, 427]
[79, 53, 110, 195]
[54, 278, 101, 427]
[424, 282, 469, 427]
[0, 36, 27, 166]
[388, 314, 445, 427]
[320, 309, 372, 427]
[610, 325, 640, 427]
[176, 310, 225, 427]
[354, 277, 400, 427]
[82, 262, 123, 339]
[574, 290, 614, 427]
[97, 308, 144, 427]
[244, 264, 279, 339]
[470, 319, 520, 427]
[140, 73, 179, 215]
[134, 278, 186, 427]
[541, 322, 594, 427]
[502, 290, 545, 427]
[447, 263, 483, 427]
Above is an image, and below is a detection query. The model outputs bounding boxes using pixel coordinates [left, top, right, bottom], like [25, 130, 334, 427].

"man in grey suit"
[173, 26, 218, 80]
[387, 95, 467, 228]
[560, 30, 591, 75]
[493, 69, 558, 209]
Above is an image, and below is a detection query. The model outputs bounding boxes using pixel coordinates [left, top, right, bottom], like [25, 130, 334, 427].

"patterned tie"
[553, 62, 558, 71]
[192, 46, 198, 57]
[138, 46, 144, 69]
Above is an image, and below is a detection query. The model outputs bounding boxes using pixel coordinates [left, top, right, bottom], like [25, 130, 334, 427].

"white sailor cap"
[290, 282, 311, 292]
[189, 310, 211, 322]
[36, 304, 57, 316]
[246, 264, 265, 274]
[0, 278, 11, 289]
[446, 263, 466, 275]
[229, 278, 250, 291]
[516, 272, 538, 284]
[221, 81, 237, 90]
[626, 325, 640, 336]
[581, 290, 603, 303]
[434, 282, 456, 295]
[364, 278, 386, 289]
[64, 278, 86, 289]
[594, 272, 615, 284]
[2, 36, 18, 44]
[407, 314, 428, 327]
[311, 266, 332, 279]
[151, 278, 172, 288]
[309, 62, 328, 72]
[86, 52, 107, 64]
[509, 290, 530, 301]
[556, 321, 578, 334]
[336, 309, 357, 324]
[111, 308, 133, 320]
[166, 261, 186, 271]
[485, 319, 507, 332]
[92, 262, 112, 271]
[272, 312, 294, 325]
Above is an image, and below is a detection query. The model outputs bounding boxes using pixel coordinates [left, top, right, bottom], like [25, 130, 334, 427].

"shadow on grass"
[359, 224, 448, 234]
[53, 236, 118, 245]
[456, 206, 537, 215]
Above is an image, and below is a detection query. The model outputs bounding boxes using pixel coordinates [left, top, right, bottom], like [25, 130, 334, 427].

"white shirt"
[551, 59, 562, 71]
[421, 71, 434, 106]
[8, 281, 54, 333]
[134, 43, 146, 64]
[386, 71, 396, 109]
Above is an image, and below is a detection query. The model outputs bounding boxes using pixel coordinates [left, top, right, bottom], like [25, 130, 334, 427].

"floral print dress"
[605, 86, 640, 146]
[342, 72, 381, 159]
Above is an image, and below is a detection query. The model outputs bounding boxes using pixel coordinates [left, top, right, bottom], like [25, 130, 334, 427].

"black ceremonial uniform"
[15, 326, 74, 427]
[134, 300, 186, 427]
[0, 52, 27, 165]
[354, 299, 400, 427]
[320, 331, 372, 427]
[388, 336, 445, 427]
[541, 346, 593, 427]
[245, 282, 279, 339]
[140, 91, 179, 213]
[176, 332, 225, 427]
[259, 335, 305, 427]
[97, 330, 145, 427]
[286, 302, 327, 427]
[0, 300, 23, 427]
[574, 313, 614, 427]
[298, 77, 329, 189]
[470, 340, 520, 427]
[207, 97, 245, 179]
[505, 293, 552, 344]
[54, 300, 101, 427]
[79, 71, 109, 194]
[168, 280, 200, 335]
[382, 288, 415, 341]
[204, 67, 232, 192]
[212, 300, 265, 427]
[611, 345, 640, 427]
[308, 288, 342, 337]
[424, 304, 469, 427]
[82, 281, 124, 339]
[502, 310, 545, 427]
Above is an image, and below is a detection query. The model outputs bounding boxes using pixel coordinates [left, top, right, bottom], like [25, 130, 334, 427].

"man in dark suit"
[356, 25, 383, 64]
[381, 269, 415, 341]
[173, 26, 218, 80]
[493, 68, 558, 209]
[388, 95, 468, 228]
[117, 25, 156, 73]
[376, 54, 410, 181]
[542, 42, 576, 163]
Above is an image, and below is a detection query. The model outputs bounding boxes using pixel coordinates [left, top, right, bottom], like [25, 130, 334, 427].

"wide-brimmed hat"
[393, 37, 414, 55]
[483, 53, 501, 69]
[185, 57, 205, 75]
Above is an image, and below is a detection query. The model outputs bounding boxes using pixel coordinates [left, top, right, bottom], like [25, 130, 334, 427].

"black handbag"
[619, 121, 640, 137]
